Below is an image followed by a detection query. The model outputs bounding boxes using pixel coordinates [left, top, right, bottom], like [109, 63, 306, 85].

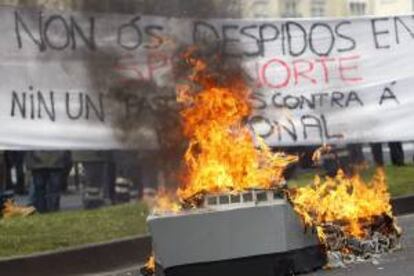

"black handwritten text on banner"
[1, 6, 413, 149]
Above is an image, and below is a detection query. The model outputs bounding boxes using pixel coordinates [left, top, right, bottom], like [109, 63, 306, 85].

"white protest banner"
[0, 6, 413, 149]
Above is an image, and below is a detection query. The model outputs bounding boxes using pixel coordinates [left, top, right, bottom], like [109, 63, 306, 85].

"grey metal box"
[148, 198, 321, 269]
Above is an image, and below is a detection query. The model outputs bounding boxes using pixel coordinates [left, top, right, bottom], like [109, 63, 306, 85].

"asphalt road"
[93, 213, 414, 276]
[310, 213, 414, 276]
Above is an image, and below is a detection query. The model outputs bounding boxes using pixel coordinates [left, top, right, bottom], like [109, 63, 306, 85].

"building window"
[311, 0, 325, 17]
[252, 0, 269, 18]
[226, 0, 241, 17]
[283, 0, 300, 17]
[285, 0, 297, 14]
[349, 2, 367, 16]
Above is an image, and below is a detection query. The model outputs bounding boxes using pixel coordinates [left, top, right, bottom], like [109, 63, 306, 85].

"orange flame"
[143, 254, 155, 274]
[312, 144, 332, 164]
[153, 187, 182, 214]
[289, 168, 392, 239]
[2, 200, 36, 219]
[175, 49, 298, 202]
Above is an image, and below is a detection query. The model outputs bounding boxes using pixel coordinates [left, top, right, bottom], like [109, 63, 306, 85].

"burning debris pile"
[141, 47, 402, 275]
[289, 169, 402, 267]
[141, 48, 299, 275]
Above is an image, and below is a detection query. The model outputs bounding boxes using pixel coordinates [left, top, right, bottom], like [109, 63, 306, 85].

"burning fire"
[145, 47, 401, 272]
[175, 48, 298, 205]
[141, 254, 156, 276]
[153, 187, 182, 214]
[151, 48, 297, 211]
[146, 46, 298, 274]
[289, 168, 401, 261]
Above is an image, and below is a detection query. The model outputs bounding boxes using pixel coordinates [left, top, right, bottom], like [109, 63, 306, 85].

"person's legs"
[300, 146, 317, 169]
[45, 170, 63, 212]
[0, 153, 6, 195]
[104, 162, 116, 204]
[27, 179, 35, 206]
[347, 144, 365, 175]
[15, 156, 25, 194]
[32, 170, 47, 213]
[4, 152, 13, 191]
[370, 143, 384, 166]
[348, 144, 365, 164]
[389, 142, 405, 166]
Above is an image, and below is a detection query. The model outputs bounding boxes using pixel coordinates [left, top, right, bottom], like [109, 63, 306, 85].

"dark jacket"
[26, 151, 71, 170]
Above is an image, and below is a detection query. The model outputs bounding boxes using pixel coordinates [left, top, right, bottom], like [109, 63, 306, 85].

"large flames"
[143, 47, 401, 273]
[289, 168, 401, 266]
[175, 49, 297, 203]
[289, 169, 393, 239]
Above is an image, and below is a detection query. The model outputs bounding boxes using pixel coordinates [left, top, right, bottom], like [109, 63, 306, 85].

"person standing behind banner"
[370, 142, 405, 167]
[0, 151, 8, 200]
[389, 142, 405, 166]
[26, 151, 71, 213]
[370, 143, 384, 166]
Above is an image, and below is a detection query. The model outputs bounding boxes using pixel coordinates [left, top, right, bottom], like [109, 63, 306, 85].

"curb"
[0, 235, 152, 276]
[392, 195, 414, 216]
[1, 195, 413, 276]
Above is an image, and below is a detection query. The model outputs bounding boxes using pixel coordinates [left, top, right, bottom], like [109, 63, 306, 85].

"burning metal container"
[147, 190, 326, 276]
[142, 48, 401, 275]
